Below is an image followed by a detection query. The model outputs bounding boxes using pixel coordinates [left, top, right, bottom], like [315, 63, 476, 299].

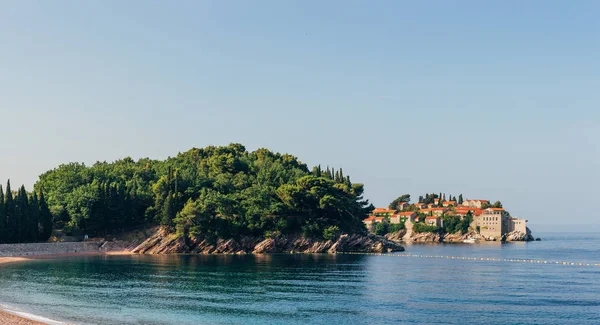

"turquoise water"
[1, 232, 600, 325]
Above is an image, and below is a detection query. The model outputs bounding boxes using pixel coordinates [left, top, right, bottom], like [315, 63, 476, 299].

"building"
[470, 208, 508, 239]
[413, 203, 427, 209]
[372, 208, 396, 217]
[420, 208, 447, 216]
[363, 216, 387, 227]
[442, 201, 456, 207]
[397, 202, 410, 210]
[390, 212, 417, 224]
[507, 217, 528, 233]
[462, 200, 489, 208]
[425, 216, 443, 227]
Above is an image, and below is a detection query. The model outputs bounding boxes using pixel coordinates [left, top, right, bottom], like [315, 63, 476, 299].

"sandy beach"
[0, 310, 48, 325]
[0, 250, 133, 324]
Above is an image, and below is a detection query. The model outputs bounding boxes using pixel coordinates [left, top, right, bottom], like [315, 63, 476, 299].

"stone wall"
[0, 242, 104, 257]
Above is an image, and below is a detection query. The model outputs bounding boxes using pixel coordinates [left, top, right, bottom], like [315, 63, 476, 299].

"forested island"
[0, 144, 402, 253]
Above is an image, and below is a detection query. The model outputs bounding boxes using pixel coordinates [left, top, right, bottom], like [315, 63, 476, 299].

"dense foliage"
[0, 181, 53, 244]
[412, 223, 442, 234]
[442, 214, 473, 235]
[34, 144, 372, 240]
[374, 222, 405, 236]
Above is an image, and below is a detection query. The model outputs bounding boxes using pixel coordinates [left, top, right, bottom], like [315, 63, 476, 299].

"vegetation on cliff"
[34, 144, 372, 241]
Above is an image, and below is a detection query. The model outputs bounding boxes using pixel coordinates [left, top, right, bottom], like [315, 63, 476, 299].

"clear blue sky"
[1, 1, 598, 229]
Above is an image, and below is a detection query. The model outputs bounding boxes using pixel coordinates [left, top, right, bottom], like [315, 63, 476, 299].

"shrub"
[323, 225, 340, 240]
[413, 223, 441, 233]
[374, 222, 389, 236]
[388, 223, 405, 233]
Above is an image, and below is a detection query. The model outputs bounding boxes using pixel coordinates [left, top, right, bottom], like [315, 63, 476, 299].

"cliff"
[131, 227, 404, 254]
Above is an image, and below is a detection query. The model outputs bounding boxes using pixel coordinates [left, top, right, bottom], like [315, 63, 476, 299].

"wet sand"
[0, 309, 52, 325]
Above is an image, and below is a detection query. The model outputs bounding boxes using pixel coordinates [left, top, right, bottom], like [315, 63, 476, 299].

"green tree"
[29, 192, 40, 241]
[0, 185, 5, 243]
[16, 186, 29, 242]
[388, 194, 411, 210]
[458, 194, 463, 205]
[38, 189, 53, 241]
[492, 201, 503, 208]
[5, 180, 17, 243]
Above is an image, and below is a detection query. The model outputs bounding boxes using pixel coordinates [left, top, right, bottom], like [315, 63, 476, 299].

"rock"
[535, 238, 541, 241]
[131, 227, 404, 255]
[504, 227, 535, 242]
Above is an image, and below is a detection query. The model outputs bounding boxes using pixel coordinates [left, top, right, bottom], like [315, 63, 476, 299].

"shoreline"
[0, 250, 133, 325]
[0, 250, 134, 266]
[0, 309, 50, 325]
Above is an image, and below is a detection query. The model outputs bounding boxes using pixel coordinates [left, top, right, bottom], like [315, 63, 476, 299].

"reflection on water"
[0, 233, 599, 325]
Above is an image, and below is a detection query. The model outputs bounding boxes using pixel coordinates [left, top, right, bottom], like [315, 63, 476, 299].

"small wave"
[1, 303, 70, 325]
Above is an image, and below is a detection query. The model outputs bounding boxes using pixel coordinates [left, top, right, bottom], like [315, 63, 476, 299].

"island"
[364, 194, 534, 243]
[0, 144, 402, 254]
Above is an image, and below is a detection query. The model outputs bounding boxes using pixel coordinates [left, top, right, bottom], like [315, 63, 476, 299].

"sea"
[1, 232, 599, 325]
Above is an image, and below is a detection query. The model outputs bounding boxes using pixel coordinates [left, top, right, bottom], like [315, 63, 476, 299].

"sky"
[0, 1, 598, 229]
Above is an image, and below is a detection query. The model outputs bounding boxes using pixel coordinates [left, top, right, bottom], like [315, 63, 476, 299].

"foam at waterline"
[1, 304, 68, 325]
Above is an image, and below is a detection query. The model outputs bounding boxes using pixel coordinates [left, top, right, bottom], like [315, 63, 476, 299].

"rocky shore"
[132, 227, 404, 254]
[385, 227, 535, 243]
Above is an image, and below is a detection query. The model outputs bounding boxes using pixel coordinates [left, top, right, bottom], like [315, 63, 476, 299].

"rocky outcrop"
[441, 231, 482, 242]
[504, 227, 535, 242]
[131, 227, 404, 254]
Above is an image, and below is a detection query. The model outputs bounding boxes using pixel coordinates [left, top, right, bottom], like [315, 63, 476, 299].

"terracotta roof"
[488, 208, 505, 211]
[397, 212, 416, 216]
[373, 208, 395, 213]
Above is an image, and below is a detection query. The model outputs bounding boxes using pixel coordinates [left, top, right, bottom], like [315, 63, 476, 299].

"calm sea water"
[1, 232, 600, 325]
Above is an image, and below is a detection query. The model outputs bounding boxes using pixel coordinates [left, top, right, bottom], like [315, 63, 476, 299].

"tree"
[5, 180, 17, 243]
[29, 192, 40, 242]
[39, 189, 53, 241]
[492, 201, 503, 208]
[0, 185, 5, 243]
[16, 186, 30, 242]
[161, 191, 177, 226]
[458, 194, 464, 205]
[388, 194, 411, 210]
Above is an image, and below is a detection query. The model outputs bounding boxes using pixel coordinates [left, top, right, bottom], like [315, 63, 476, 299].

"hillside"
[34, 144, 375, 245]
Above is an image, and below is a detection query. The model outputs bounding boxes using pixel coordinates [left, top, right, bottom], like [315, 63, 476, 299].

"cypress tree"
[38, 189, 53, 241]
[29, 192, 40, 242]
[458, 194, 464, 205]
[16, 186, 29, 242]
[0, 185, 5, 244]
[161, 191, 176, 226]
[5, 180, 17, 243]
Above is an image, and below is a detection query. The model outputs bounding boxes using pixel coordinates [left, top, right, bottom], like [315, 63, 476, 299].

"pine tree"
[38, 189, 53, 241]
[0, 185, 5, 244]
[29, 192, 40, 242]
[5, 180, 17, 243]
[339, 168, 344, 182]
